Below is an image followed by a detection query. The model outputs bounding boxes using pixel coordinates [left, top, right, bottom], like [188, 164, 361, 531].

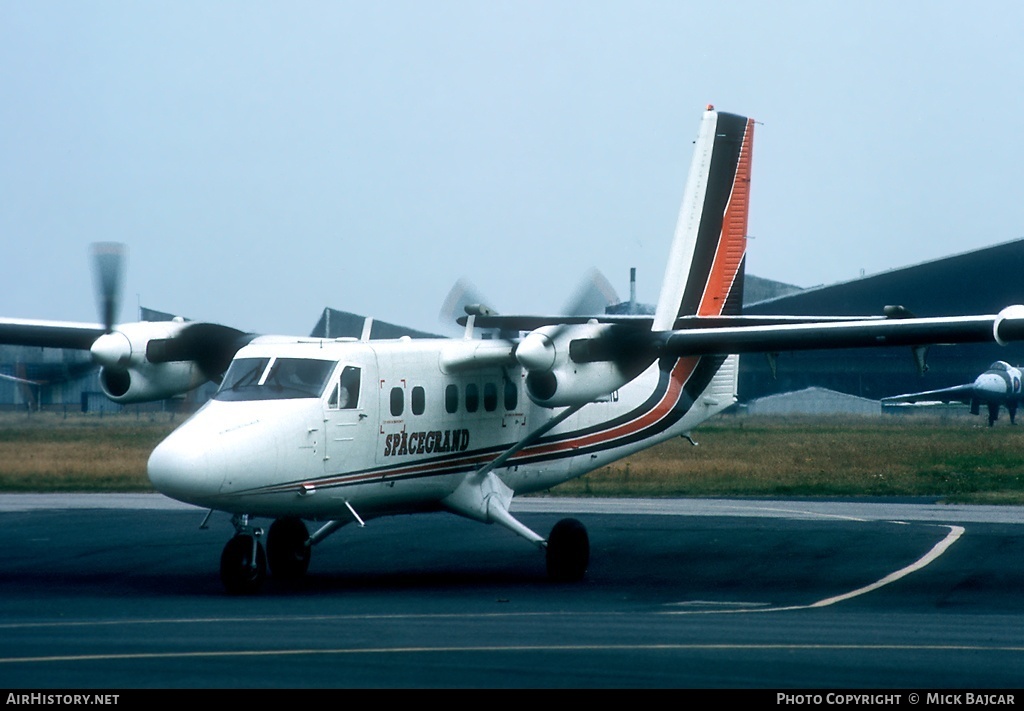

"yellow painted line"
[3, 642, 1024, 665]
[0, 612, 617, 631]
[806, 524, 964, 609]
[663, 523, 965, 615]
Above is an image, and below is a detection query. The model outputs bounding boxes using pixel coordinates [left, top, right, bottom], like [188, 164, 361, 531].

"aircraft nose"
[975, 373, 1006, 395]
[148, 429, 224, 505]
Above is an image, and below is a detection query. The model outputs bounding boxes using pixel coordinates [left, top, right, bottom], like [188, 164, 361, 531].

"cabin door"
[322, 363, 376, 475]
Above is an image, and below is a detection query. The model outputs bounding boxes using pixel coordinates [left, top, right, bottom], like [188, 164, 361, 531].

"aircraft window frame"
[504, 380, 518, 411]
[465, 383, 479, 413]
[215, 357, 337, 402]
[483, 382, 497, 412]
[219, 357, 269, 392]
[411, 385, 425, 416]
[327, 366, 361, 410]
[390, 387, 404, 417]
[445, 384, 459, 414]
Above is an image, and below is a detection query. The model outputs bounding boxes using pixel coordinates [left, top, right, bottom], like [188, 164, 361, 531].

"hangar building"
[741, 237, 1024, 402]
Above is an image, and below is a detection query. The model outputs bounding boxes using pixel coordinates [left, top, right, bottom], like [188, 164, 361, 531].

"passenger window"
[483, 383, 497, 412]
[390, 387, 404, 417]
[445, 384, 459, 414]
[465, 383, 479, 413]
[411, 386, 425, 415]
[504, 380, 518, 410]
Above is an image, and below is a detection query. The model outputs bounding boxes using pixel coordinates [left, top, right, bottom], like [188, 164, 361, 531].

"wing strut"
[441, 404, 585, 547]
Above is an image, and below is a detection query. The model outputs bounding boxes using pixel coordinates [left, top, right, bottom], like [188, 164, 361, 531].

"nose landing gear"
[220, 515, 266, 595]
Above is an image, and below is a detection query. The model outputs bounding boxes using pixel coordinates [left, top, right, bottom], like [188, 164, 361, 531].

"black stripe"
[724, 254, 746, 316]
[678, 112, 748, 318]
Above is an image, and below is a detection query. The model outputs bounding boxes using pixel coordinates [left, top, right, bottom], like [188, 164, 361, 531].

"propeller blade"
[438, 278, 499, 333]
[145, 322, 255, 382]
[561, 268, 620, 317]
[539, 268, 622, 345]
[90, 242, 128, 332]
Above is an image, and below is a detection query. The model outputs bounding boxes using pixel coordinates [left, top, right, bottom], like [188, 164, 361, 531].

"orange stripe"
[698, 118, 754, 317]
[517, 357, 697, 457]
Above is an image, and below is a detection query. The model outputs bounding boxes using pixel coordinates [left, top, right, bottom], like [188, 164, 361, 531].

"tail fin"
[652, 107, 754, 330]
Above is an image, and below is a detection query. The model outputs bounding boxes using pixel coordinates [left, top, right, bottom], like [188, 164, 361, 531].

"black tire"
[546, 518, 589, 582]
[267, 517, 311, 580]
[220, 534, 266, 595]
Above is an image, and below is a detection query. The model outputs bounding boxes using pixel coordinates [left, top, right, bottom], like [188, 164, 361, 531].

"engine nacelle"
[100, 360, 206, 403]
[525, 359, 636, 408]
[92, 320, 209, 403]
[518, 323, 649, 408]
[993, 305, 1024, 346]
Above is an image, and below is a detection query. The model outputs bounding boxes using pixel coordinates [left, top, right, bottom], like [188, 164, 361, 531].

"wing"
[0, 318, 105, 350]
[563, 310, 1023, 364]
[458, 313, 887, 332]
[655, 313, 1005, 356]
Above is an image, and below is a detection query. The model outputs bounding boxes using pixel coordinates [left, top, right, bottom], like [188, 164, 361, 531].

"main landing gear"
[266, 517, 311, 581]
[217, 511, 589, 594]
[545, 518, 590, 582]
[220, 514, 313, 595]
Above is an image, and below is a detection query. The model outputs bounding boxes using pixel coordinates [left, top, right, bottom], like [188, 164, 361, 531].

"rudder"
[653, 107, 754, 330]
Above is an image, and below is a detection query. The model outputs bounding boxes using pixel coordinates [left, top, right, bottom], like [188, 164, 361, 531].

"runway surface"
[1, 494, 1023, 689]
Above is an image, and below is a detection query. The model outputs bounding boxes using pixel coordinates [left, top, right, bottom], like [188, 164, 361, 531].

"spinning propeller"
[84, 242, 251, 395]
[90, 242, 128, 333]
[439, 268, 622, 332]
[88, 243, 132, 368]
[437, 269, 651, 406]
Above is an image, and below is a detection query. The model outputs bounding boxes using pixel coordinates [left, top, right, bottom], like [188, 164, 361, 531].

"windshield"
[215, 357, 337, 401]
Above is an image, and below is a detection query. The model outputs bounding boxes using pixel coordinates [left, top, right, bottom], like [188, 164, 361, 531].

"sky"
[2, 1, 1023, 337]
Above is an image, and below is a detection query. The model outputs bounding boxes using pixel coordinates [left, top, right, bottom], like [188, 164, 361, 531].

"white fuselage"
[974, 362, 1022, 401]
[147, 335, 738, 522]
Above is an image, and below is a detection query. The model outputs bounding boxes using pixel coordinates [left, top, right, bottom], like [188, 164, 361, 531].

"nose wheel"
[220, 533, 267, 595]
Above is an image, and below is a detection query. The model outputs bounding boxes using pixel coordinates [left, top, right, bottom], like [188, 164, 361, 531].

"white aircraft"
[7, 106, 1024, 594]
[883, 361, 1024, 425]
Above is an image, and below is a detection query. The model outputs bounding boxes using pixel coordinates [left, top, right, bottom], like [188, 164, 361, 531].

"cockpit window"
[215, 357, 336, 401]
[219, 358, 269, 392]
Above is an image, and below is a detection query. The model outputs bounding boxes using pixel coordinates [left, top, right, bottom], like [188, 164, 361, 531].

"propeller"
[560, 267, 620, 318]
[146, 322, 254, 383]
[438, 277, 497, 334]
[441, 269, 621, 332]
[88, 243, 132, 368]
[90, 242, 128, 333]
[514, 268, 622, 372]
